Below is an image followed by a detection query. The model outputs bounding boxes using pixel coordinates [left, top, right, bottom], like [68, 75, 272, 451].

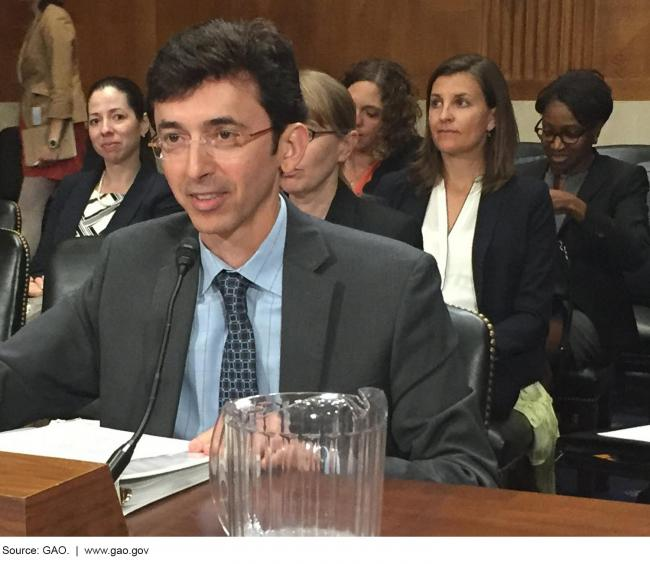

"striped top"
[76, 180, 124, 237]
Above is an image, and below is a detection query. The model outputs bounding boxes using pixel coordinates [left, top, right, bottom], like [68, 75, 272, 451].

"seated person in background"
[281, 69, 421, 248]
[373, 54, 558, 489]
[341, 59, 421, 196]
[29, 76, 181, 296]
[375, 54, 557, 423]
[0, 19, 497, 486]
[518, 70, 650, 369]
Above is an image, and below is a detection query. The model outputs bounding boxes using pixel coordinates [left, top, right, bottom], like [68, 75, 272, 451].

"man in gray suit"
[0, 19, 497, 486]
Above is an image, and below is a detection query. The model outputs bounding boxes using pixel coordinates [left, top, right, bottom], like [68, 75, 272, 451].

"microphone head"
[176, 238, 198, 274]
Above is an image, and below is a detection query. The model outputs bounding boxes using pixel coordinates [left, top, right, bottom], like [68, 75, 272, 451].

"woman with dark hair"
[376, 55, 557, 437]
[519, 70, 650, 368]
[28, 76, 181, 297]
[17, 0, 88, 253]
[280, 70, 421, 247]
[341, 59, 421, 196]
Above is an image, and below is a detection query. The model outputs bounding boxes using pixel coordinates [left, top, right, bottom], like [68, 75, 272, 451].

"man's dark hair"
[535, 70, 613, 129]
[146, 18, 307, 148]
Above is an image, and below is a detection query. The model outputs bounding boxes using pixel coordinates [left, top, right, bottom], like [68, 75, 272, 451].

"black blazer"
[518, 152, 650, 352]
[0, 205, 498, 486]
[374, 171, 556, 419]
[362, 136, 421, 196]
[32, 161, 182, 275]
[325, 180, 422, 248]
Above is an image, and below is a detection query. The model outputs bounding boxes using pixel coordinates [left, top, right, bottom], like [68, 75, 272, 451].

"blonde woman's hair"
[299, 69, 356, 135]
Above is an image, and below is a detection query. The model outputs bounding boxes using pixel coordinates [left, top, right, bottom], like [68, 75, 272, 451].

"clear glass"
[209, 387, 387, 536]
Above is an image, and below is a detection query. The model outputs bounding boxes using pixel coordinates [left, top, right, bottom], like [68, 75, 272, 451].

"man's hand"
[188, 425, 217, 456]
[549, 189, 587, 222]
[189, 412, 321, 471]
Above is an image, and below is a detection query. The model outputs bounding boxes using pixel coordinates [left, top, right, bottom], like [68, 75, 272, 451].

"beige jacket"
[17, 4, 86, 144]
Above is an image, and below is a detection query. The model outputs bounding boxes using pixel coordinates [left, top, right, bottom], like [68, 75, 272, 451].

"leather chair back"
[596, 144, 650, 166]
[0, 199, 21, 231]
[42, 237, 104, 312]
[447, 305, 494, 426]
[0, 127, 23, 203]
[0, 228, 29, 340]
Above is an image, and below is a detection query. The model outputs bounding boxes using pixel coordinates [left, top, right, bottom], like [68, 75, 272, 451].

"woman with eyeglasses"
[29, 76, 181, 298]
[519, 70, 650, 369]
[280, 69, 421, 248]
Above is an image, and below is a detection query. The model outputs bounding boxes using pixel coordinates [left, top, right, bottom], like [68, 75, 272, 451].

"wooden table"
[127, 479, 650, 536]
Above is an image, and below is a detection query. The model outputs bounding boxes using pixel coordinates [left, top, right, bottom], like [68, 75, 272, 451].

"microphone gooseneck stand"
[106, 238, 198, 481]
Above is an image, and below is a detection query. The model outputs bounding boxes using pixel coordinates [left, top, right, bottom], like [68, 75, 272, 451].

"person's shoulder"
[56, 168, 99, 194]
[357, 195, 420, 233]
[41, 3, 73, 25]
[506, 173, 549, 192]
[138, 163, 171, 191]
[594, 152, 649, 183]
[106, 211, 191, 247]
[305, 208, 427, 270]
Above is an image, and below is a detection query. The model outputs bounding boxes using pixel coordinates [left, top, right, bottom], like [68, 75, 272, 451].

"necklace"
[94, 172, 123, 209]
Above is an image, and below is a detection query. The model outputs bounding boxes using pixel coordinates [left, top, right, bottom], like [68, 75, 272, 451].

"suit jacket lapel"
[280, 202, 335, 393]
[558, 152, 603, 235]
[575, 154, 606, 204]
[325, 180, 358, 228]
[473, 186, 507, 306]
[143, 220, 199, 436]
[106, 165, 152, 231]
[58, 170, 100, 240]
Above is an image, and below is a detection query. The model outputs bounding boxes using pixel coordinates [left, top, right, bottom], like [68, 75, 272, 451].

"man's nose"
[185, 139, 216, 179]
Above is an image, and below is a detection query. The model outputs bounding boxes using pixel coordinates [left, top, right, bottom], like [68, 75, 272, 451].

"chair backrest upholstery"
[0, 199, 21, 231]
[515, 142, 545, 163]
[42, 236, 104, 311]
[0, 127, 23, 203]
[596, 144, 650, 166]
[447, 305, 494, 426]
[0, 228, 29, 340]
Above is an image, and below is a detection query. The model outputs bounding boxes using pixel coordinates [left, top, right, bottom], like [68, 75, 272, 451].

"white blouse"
[422, 177, 482, 312]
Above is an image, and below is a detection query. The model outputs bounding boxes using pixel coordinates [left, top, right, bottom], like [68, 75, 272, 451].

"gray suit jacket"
[0, 203, 497, 486]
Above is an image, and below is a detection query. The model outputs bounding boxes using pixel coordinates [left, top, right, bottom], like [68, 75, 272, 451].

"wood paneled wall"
[2, 0, 650, 103]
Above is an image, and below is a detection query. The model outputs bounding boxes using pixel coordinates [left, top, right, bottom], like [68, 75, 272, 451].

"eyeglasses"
[534, 119, 587, 146]
[149, 125, 273, 160]
[307, 128, 338, 142]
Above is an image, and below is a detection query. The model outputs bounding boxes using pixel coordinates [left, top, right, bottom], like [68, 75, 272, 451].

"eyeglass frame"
[307, 128, 338, 142]
[534, 118, 589, 146]
[148, 125, 274, 160]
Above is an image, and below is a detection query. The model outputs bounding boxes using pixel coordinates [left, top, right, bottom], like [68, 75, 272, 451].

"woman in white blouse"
[377, 54, 557, 426]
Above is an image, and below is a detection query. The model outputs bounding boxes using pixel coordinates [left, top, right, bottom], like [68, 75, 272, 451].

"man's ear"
[278, 123, 309, 174]
[337, 130, 358, 163]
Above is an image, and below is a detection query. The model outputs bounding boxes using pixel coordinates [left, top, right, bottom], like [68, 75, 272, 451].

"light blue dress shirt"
[173, 197, 286, 439]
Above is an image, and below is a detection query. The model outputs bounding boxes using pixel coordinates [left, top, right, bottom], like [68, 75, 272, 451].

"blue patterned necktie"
[215, 271, 258, 407]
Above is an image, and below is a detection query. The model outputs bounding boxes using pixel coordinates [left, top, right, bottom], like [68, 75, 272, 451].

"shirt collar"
[197, 196, 287, 297]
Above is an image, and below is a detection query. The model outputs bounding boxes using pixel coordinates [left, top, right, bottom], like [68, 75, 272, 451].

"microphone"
[106, 237, 199, 481]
